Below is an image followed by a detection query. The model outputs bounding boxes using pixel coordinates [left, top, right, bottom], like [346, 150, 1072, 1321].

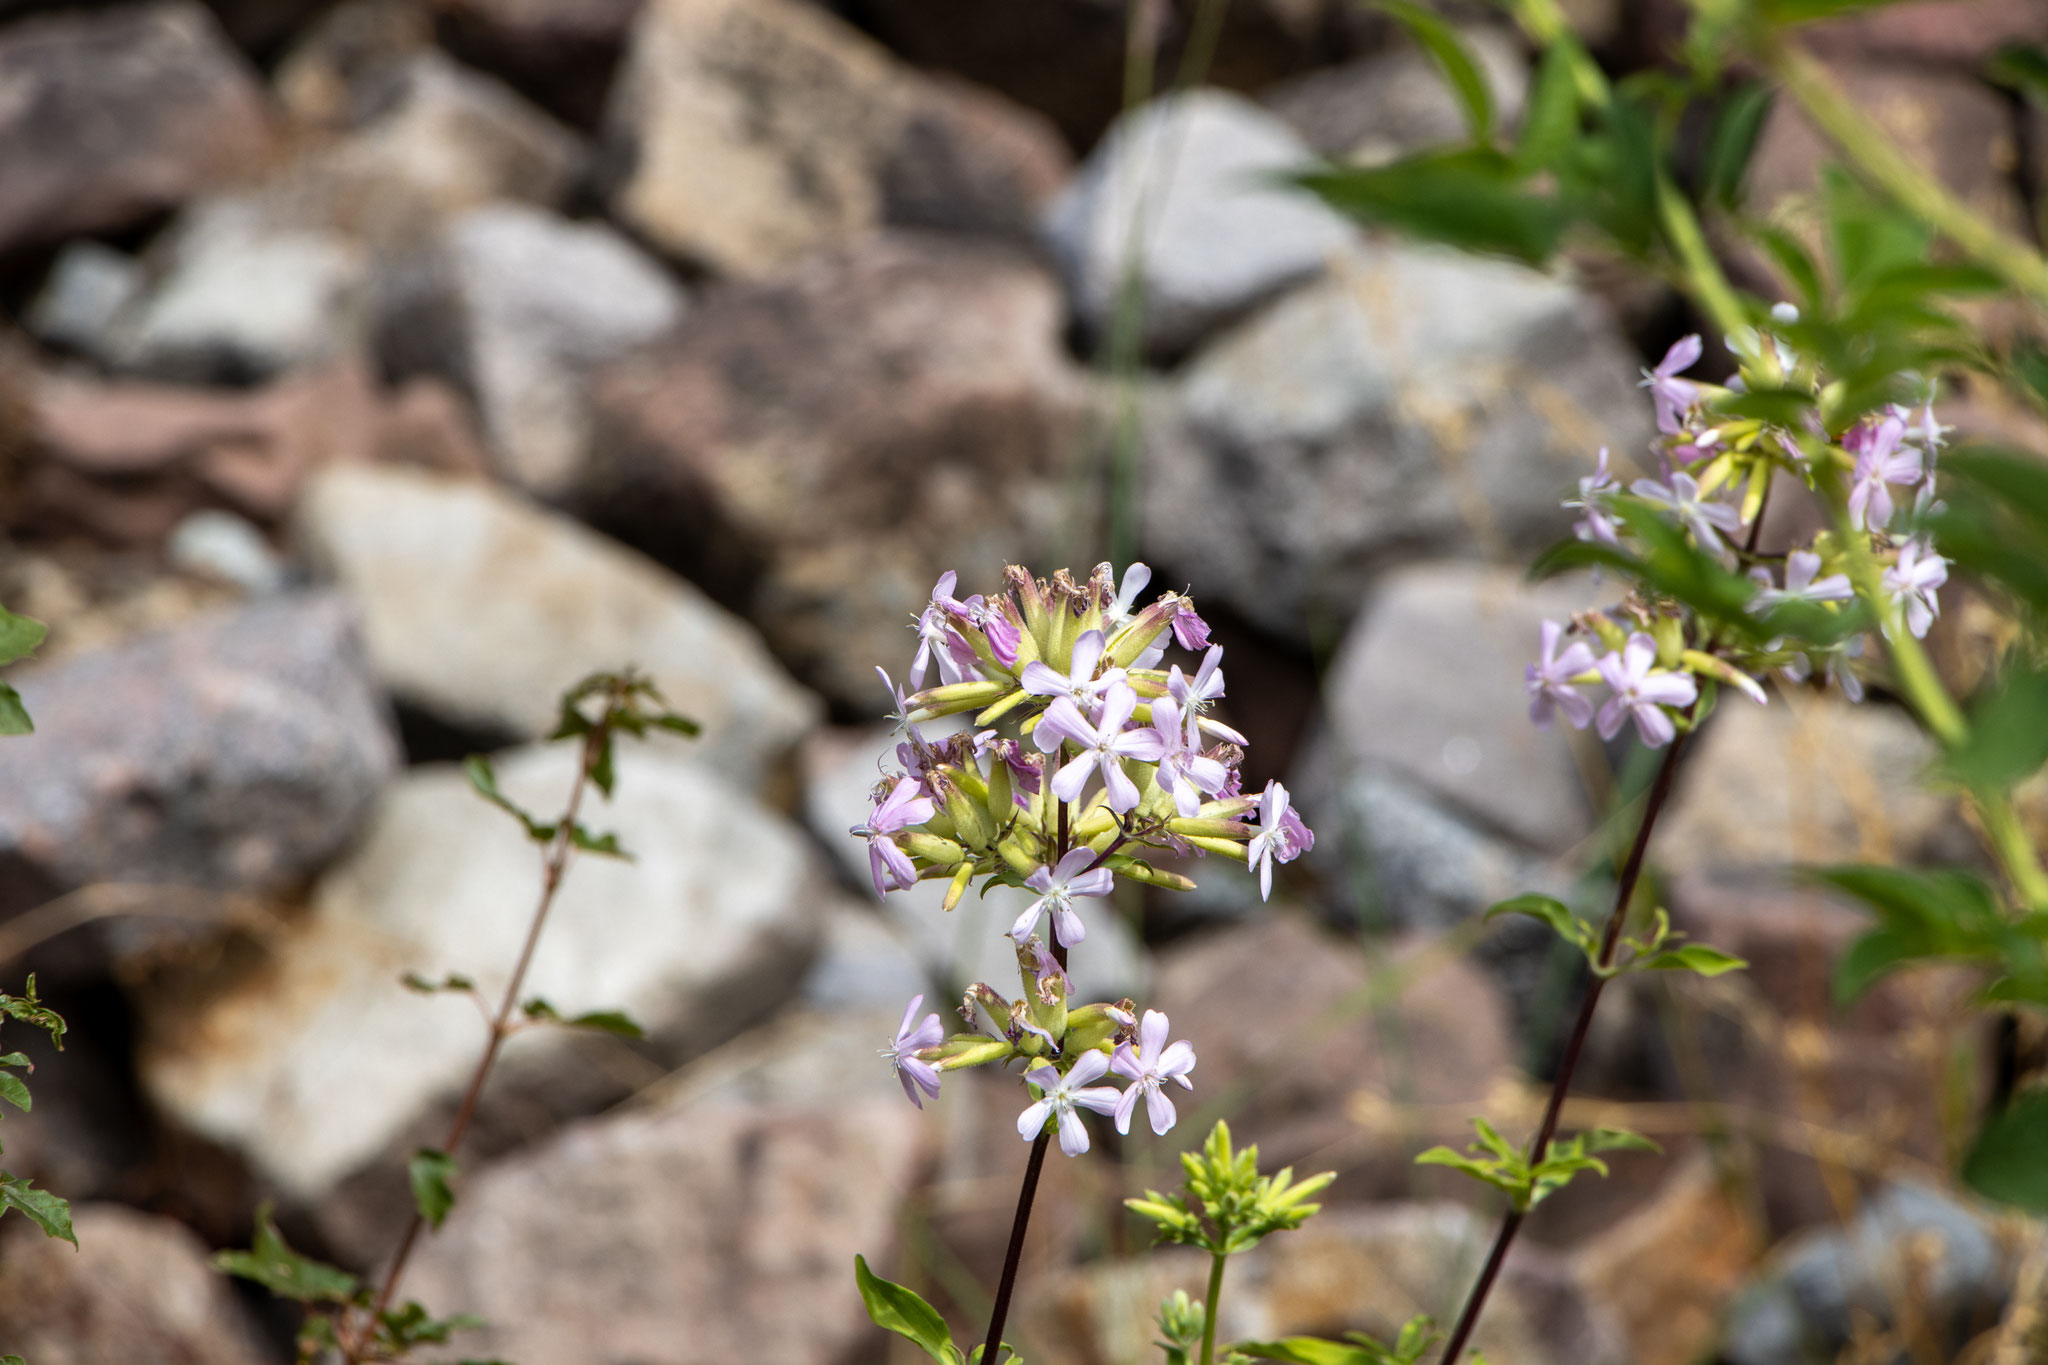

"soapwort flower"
[1595, 634, 1698, 748]
[886, 995, 945, 1109]
[1011, 847, 1116, 947]
[851, 776, 934, 897]
[1035, 682, 1167, 812]
[1883, 539, 1949, 639]
[1525, 620, 1598, 730]
[1018, 1050, 1124, 1157]
[1641, 334, 1703, 433]
[1111, 1010, 1196, 1136]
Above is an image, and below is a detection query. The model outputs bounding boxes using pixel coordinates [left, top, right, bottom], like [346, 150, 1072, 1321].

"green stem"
[1200, 1251, 1227, 1365]
[1766, 35, 2048, 314]
[1656, 173, 1749, 341]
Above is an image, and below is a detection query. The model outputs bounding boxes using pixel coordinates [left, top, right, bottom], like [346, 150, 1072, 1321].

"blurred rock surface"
[1263, 26, 1528, 162]
[0, 1203, 271, 1365]
[0, 3, 274, 260]
[138, 741, 828, 1198]
[1044, 88, 1356, 357]
[584, 232, 1083, 708]
[1142, 244, 1651, 643]
[0, 592, 398, 911]
[294, 462, 817, 784]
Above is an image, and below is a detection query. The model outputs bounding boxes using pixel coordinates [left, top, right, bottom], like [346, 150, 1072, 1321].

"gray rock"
[1323, 562, 1612, 854]
[0, 3, 275, 258]
[26, 242, 144, 355]
[799, 725, 1143, 1005]
[1723, 1182, 2019, 1365]
[138, 741, 831, 1198]
[1044, 88, 1357, 356]
[1264, 25, 1529, 162]
[165, 509, 288, 593]
[403, 1028, 928, 1365]
[376, 201, 686, 496]
[799, 902, 930, 1015]
[0, 593, 399, 906]
[1142, 243, 1654, 642]
[293, 462, 818, 789]
[584, 232, 1086, 708]
[0, 1203, 271, 1365]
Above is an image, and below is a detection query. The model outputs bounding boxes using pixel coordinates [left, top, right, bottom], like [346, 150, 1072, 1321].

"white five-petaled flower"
[1020, 628, 1125, 719]
[1011, 847, 1116, 947]
[909, 572, 978, 687]
[1631, 472, 1744, 560]
[1750, 550, 1853, 610]
[1167, 645, 1248, 746]
[1845, 414, 1923, 532]
[1103, 562, 1153, 631]
[1246, 780, 1297, 902]
[1017, 1050, 1123, 1157]
[1148, 695, 1229, 817]
[884, 994, 944, 1109]
[1882, 539, 1949, 639]
[1595, 632, 1698, 748]
[1034, 682, 1167, 812]
[1110, 1009, 1196, 1136]
[1525, 619, 1598, 731]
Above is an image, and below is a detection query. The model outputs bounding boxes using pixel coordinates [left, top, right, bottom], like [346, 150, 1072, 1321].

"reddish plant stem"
[980, 1130, 1051, 1364]
[341, 708, 612, 1364]
[1434, 727, 1691, 1364]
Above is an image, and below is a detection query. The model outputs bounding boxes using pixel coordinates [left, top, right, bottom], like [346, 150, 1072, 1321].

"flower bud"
[1064, 1001, 1136, 1054]
[1651, 614, 1686, 669]
[903, 832, 965, 865]
[927, 1036, 1016, 1071]
[942, 860, 974, 911]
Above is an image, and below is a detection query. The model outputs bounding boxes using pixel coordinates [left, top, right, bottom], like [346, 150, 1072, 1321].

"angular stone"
[1044, 89, 1356, 355]
[432, 0, 645, 128]
[401, 1019, 928, 1365]
[1657, 695, 1969, 879]
[601, 0, 1070, 274]
[0, 593, 399, 909]
[0, 3, 275, 259]
[294, 462, 817, 784]
[138, 741, 829, 1198]
[1264, 25, 1529, 162]
[584, 233, 1085, 707]
[1149, 915, 1513, 1199]
[1142, 244, 1653, 641]
[0, 1203, 271, 1365]
[1323, 562, 1611, 854]
[374, 201, 686, 497]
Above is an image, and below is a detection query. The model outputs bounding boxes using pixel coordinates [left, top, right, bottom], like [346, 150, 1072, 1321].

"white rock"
[166, 509, 287, 594]
[138, 742, 828, 1197]
[26, 241, 144, 354]
[293, 463, 817, 787]
[1043, 88, 1356, 354]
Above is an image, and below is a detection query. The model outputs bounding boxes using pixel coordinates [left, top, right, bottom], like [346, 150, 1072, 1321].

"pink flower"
[1246, 780, 1303, 901]
[1034, 682, 1167, 813]
[884, 995, 944, 1109]
[850, 776, 934, 897]
[1012, 847, 1116, 947]
[1110, 1010, 1196, 1136]
[1641, 334, 1702, 434]
[1845, 415, 1923, 532]
[1882, 539, 1948, 639]
[1595, 633, 1697, 748]
[1525, 619, 1598, 730]
[1018, 1050, 1123, 1156]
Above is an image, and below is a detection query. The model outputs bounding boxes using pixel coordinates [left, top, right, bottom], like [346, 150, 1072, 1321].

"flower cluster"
[862, 562, 1312, 1155]
[1530, 312, 1951, 746]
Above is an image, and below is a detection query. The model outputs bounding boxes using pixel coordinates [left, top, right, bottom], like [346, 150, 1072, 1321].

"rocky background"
[0, 0, 2044, 1361]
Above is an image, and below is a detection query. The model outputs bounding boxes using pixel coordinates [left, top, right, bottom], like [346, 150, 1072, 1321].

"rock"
[139, 741, 830, 1199]
[1044, 89, 1356, 356]
[1142, 244, 1652, 642]
[601, 0, 1072, 274]
[0, 3, 275, 259]
[1657, 695, 1969, 879]
[1575, 1155, 1762, 1365]
[273, 0, 438, 130]
[26, 243, 145, 356]
[584, 233, 1085, 707]
[799, 724, 1144, 1004]
[799, 901, 930, 1015]
[0, 1203, 271, 1365]
[1264, 26, 1529, 162]
[1800, 0, 2048, 69]
[374, 201, 686, 497]
[859, 0, 1337, 148]
[1148, 915, 1514, 1200]
[22, 358, 488, 546]
[1722, 1182, 2022, 1365]
[0, 593, 398, 912]
[294, 462, 817, 785]
[1024, 1201, 1624, 1365]
[100, 51, 586, 383]
[1323, 562, 1611, 855]
[433, 0, 645, 128]
[165, 509, 287, 594]
[1748, 61, 2025, 237]
[399, 1016, 928, 1365]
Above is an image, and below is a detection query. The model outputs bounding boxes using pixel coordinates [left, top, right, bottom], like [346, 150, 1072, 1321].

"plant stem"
[1765, 37, 2048, 315]
[1656, 173, 1749, 341]
[1434, 729, 1691, 1364]
[341, 704, 613, 1363]
[1199, 1251, 1227, 1365]
[981, 1131, 1051, 1364]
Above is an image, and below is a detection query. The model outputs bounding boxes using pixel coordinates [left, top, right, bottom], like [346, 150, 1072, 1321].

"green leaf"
[1371, 1, 1493, 142]
[403, 971, 477, 995]
[0, 611, 45, 668]
[1702, 82, 1773, 208]
[0, 1068, 28, 1113]
[373, 1300, 485, 1350]
[0, 979, 65, 1050]
[1964, 1090, 2048, 1213]
[1515, 44, 1580, 172]
[1485, 894, 1597, 958]
[1813, 865, 2011, 1001]
[214, 1203, 361, 1303]
[1762, 0, 1922, 20]
[1235, 1339, 1388, 1365]
[463, 754, 558, 843]
[1585, 1127, 1662, 1154]
[853, 1255, 961, 1364]
[565, 1009, 645, 1039]
[1989, 43, 2048, 107]
[1636, 943, 1749, 976]
[409, 1148, 458, 1229]
[0, 1173, 73, 1245]
[567, 823, 631, 860]
[0, 684, 30, 737]
[1947, 667, 2048, 791]
[1296, 149, 1571, 265]
[654, 712, 701, 737]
